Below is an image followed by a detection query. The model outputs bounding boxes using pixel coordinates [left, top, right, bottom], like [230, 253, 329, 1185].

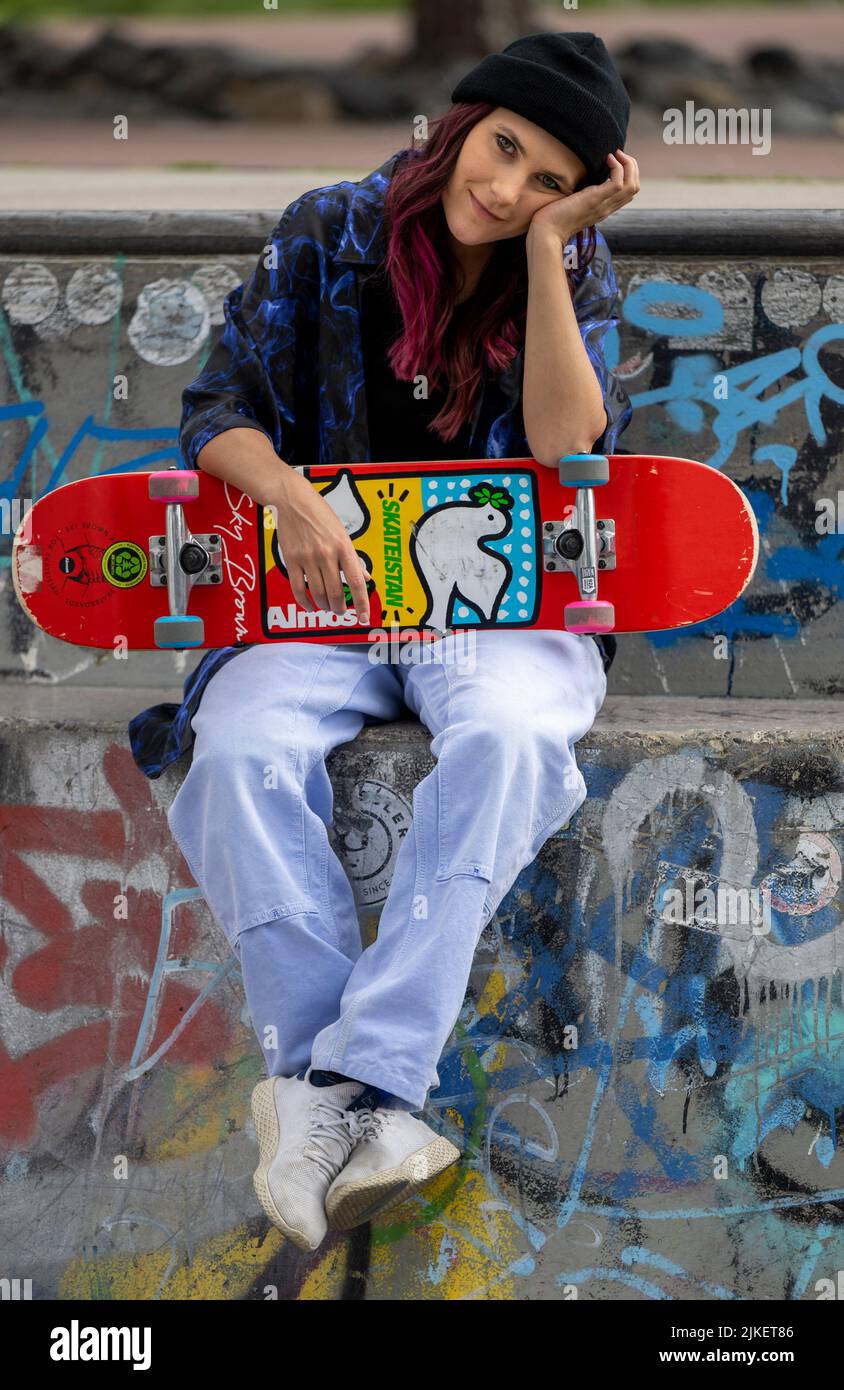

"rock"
[745, 45, 803, 80]
[1, 17, 841, 139]
[215, 73, 340, 122]
[65, 26, 160, 90]
[323, 67, 419, 120]
[156, 47, 255, 117]
[613, 36, 732, 104]
[344, 43, 415, 77]
[659, 75, 744, 110]
[0, 21, 73, 89]
[744, 46, 844, 114]
[769, 94, 841, 135]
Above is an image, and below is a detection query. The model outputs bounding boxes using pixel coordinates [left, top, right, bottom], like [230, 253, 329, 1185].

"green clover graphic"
[468, 483, 514, 510]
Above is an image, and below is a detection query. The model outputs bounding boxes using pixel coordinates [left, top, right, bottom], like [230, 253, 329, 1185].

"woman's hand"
[271, 467, 372, 624]
[528, 148, 640, 245]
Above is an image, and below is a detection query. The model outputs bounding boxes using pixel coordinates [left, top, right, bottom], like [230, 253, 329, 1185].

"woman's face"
[442, 107, 589, 247]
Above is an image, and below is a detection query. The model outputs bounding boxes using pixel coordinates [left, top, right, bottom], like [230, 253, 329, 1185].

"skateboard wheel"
[149, 470, 199, 503]
[564, 599, 615, 634]
[154, 614, 205, 648]
[558, 455, 609, 487]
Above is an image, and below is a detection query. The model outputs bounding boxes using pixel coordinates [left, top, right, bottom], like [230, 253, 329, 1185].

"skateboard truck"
[147, 469, 220, 647]
[542, 454, 616, 634]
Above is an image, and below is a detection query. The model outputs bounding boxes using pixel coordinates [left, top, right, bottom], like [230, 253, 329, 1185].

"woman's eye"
[495, 133, 559, 191]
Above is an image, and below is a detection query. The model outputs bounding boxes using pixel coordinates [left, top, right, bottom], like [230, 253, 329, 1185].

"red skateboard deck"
[12, 456, 758, 651]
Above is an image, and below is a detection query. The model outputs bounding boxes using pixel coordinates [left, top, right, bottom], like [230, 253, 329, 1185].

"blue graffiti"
[624, 279, 843, 471]
[624, 279, 726, 339]
[428, 744, 844, 1292]
[0, 402, 179, 500]
[0, 401, 180, 565]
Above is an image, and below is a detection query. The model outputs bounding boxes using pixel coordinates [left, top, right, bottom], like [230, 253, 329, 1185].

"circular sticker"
[102, 541, 148, 589]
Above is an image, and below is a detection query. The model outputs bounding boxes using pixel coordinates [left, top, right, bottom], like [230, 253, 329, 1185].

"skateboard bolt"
[547, 559, 557, 570]
[544, 522, 555, 532]
[599, 560, 606, 569]
[179, 542, 209, 575]
[555, 529, 583, 560]
[209, 535, 220, 545]
[597, 520, 605, 530]
[159, 536, 165, 545]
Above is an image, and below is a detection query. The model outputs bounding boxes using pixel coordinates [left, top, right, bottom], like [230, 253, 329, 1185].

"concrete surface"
[0, 692, 842, 1298]
[2, 685, 844, 737]
[3, 118, 842, 180]
[4, 165, 844, 211]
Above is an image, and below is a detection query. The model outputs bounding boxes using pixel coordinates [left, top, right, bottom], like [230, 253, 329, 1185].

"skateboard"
[12, 455, 759, 650]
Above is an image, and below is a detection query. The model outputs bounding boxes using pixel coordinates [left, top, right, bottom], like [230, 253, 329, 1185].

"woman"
[130, 31, 639, 1253]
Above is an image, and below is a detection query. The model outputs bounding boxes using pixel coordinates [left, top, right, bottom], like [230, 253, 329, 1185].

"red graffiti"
[0, 743, 236, 1146]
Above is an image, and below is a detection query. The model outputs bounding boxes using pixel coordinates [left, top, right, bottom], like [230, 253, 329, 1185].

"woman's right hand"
[271, 467, 371, 624]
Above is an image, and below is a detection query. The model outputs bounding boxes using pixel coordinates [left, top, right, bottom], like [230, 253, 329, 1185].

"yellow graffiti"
[59, 1226, 283, 1301]
[365, 1166, 520, 1299]
[144, 1062, 262, 1162]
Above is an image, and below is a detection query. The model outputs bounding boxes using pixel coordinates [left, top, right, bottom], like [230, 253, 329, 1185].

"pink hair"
[379, 102, 598, 442]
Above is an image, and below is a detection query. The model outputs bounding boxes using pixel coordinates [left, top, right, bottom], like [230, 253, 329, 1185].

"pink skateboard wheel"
[148, 470, 199, 503]
[564, 599, 615, 634]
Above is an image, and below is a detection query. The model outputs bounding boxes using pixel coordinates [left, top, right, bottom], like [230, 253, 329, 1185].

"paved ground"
[4, 106, 843, 179]
[3, 164, 843, 211]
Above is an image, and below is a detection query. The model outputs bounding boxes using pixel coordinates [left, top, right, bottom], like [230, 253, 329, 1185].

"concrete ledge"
[1, 209, 842, 255]
[1, 686, 842, 745]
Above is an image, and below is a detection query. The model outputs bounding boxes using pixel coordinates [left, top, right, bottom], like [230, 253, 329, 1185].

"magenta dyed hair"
[378, 102, 598, 443]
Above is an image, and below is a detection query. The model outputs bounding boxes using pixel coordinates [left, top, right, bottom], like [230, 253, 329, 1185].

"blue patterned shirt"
[129, 149, 632, 778]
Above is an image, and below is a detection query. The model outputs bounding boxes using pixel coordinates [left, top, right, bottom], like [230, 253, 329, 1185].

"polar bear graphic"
[409, 482, 515, 632]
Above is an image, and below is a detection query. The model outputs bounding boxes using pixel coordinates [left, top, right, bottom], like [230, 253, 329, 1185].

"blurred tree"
[411, 0, 539, 65]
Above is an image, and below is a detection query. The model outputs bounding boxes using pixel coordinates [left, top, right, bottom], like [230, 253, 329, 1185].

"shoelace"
[345, 1107, 386, 1144]
[301, 1098, 384, 1181]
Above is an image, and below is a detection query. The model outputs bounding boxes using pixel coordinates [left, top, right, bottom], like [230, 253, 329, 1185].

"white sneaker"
[250, 1066, 377, 1253]
[325, 1107, 462, 1230]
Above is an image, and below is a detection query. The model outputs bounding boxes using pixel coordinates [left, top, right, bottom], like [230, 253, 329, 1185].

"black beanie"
[451, 31, 630, 188]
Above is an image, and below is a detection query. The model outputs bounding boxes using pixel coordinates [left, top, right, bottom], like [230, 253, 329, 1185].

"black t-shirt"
[360, 266, 477, 463]
[359, 263, 616, 677]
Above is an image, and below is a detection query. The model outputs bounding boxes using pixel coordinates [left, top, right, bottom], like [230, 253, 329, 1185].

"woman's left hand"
[528, 148, 640, 244]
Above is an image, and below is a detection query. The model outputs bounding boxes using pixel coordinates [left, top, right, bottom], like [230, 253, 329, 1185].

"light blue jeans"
[166, 629, 607, 1111]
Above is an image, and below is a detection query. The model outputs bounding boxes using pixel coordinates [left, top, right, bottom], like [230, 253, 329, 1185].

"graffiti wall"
[0, 721, 842, 1299]
[612, 256, 844, 699]
[1, 218, 842, 1301]
[0, 233, 842, 696]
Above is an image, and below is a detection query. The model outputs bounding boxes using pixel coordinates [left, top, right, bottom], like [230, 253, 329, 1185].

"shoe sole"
[325, 1136, 461, 1230]
[250, 1079, 321, 1254]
